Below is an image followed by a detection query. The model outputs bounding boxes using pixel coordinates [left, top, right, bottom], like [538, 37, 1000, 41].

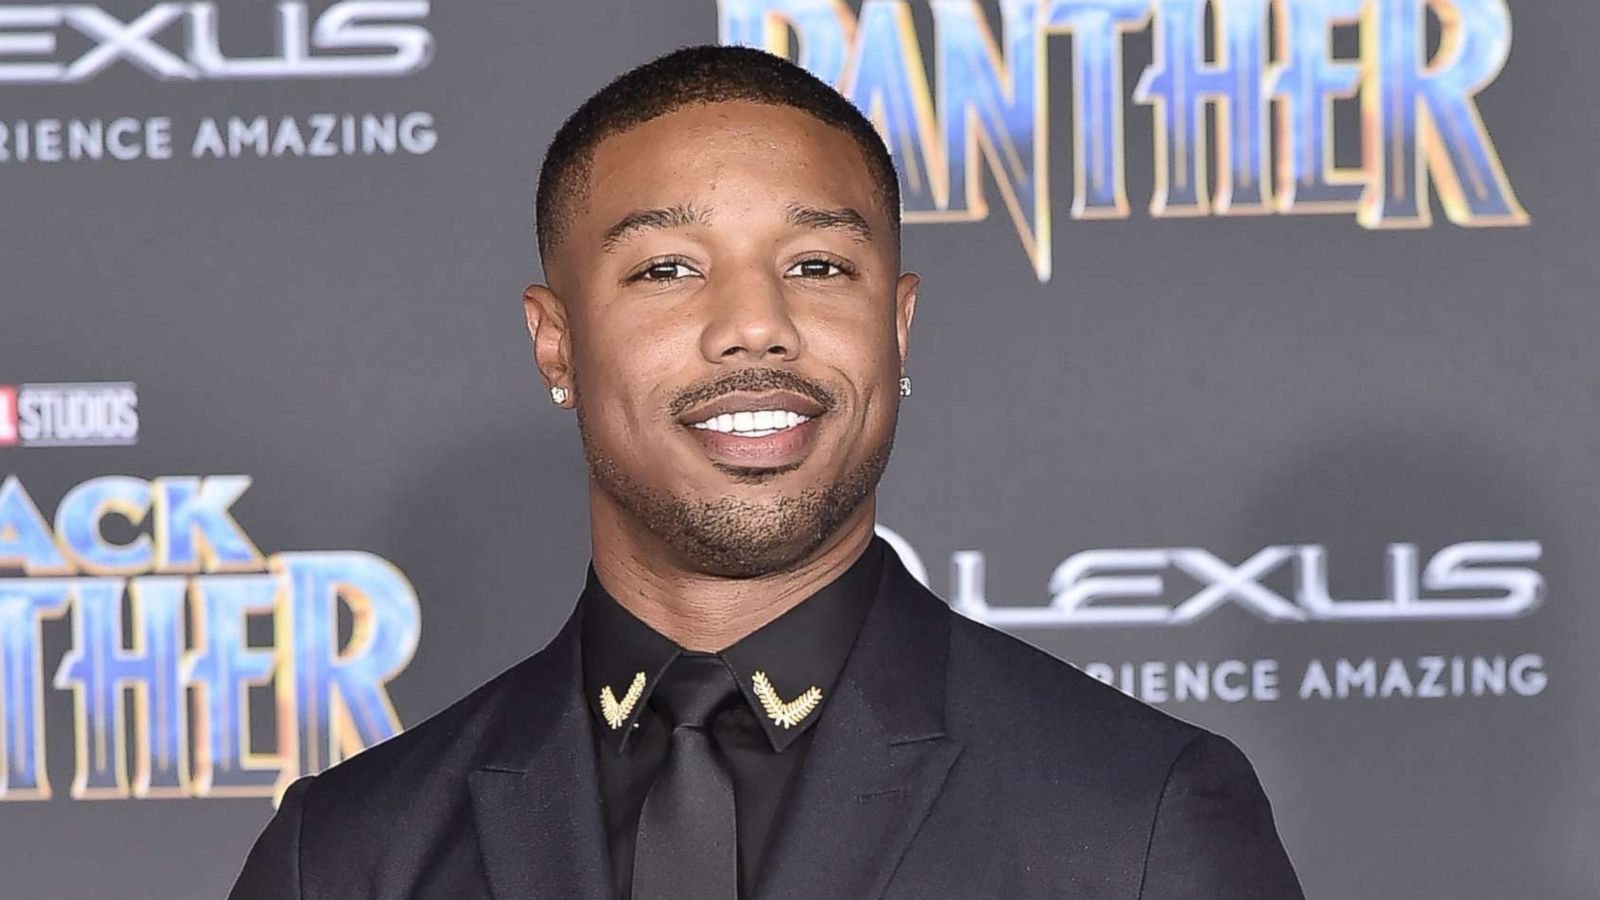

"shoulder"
[936, 606, 1303, 895]
[232, 607, 584, 894]
[228, 662, 534, 900]
[876, 549, 1206, 766]
[293, 641, 556, 818]
[937, 604, 1244, 830]
[945, 608, 1203, 756]
[1140, 728, 1304, 898]
[876, 578, 1303, 896]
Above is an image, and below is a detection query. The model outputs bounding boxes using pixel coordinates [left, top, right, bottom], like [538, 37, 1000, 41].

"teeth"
[690, 409, 811, 435]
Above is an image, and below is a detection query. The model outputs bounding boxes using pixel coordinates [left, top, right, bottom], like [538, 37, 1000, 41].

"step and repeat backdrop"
[2, 1, 1596, 897]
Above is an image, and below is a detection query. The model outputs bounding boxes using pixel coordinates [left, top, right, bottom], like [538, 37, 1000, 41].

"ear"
[893, 271, 920, 374]
[522, 283, 574, 406]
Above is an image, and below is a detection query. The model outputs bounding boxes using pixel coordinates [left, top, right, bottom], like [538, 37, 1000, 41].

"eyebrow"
[598, 202, 874, 252]
[785, 203, 874, 243]
[600, 204, 712, 252]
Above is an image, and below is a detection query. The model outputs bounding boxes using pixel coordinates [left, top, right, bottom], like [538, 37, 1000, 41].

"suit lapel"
[468, 606, 614, 900]
[754, 550, 964, 900]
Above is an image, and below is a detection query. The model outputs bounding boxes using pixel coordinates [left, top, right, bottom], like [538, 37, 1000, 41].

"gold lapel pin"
[751, 671, 823, 729]
[600, 671, 646, 730]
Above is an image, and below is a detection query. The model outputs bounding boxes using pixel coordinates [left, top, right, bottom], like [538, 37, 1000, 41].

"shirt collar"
[579, 537, 885, 756]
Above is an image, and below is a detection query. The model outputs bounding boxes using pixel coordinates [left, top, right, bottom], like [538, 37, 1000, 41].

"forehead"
[582, 100, 884, 229]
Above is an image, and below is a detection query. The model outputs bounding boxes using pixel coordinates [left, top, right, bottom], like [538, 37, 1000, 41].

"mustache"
[667, 367, 836, 418]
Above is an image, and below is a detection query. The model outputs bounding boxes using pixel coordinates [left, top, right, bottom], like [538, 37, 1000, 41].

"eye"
[786, 257, 856, 279]
[628, 259, 700, 283]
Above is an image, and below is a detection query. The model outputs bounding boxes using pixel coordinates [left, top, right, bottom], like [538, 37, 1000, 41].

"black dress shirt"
[578, 538, 886, 900]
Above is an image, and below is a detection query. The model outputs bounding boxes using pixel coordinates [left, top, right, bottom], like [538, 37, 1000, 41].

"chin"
[673, 531, 824, 579]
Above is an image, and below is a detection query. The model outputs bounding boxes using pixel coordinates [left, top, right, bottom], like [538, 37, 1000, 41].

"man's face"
[526, 100, 917, 577]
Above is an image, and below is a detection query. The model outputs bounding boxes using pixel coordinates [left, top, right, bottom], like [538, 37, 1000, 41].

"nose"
[698, 269, 802, 364]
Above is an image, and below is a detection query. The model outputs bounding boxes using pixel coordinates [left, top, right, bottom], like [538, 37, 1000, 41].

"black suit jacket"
[230, 549, 1305, 899]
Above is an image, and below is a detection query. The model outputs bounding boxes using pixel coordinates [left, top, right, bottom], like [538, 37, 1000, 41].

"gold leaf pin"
[751, 671, 823, 729]
[600, 671, 646, 730]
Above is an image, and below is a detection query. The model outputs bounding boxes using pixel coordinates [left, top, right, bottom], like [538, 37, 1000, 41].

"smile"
[676, 390, 828, 470]
[688, 409, 812, 438]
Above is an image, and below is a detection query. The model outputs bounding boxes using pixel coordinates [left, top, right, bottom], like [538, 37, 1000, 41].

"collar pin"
[600, 671, 646, 730]
[751, 670, 823, 728]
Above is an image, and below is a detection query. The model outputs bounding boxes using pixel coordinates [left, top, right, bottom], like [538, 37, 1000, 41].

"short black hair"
[534, 44, 901, 261]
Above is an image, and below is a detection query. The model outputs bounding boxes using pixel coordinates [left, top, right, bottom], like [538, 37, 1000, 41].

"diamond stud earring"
[898, 375, 913, 398]
[550, 385, 569, 405]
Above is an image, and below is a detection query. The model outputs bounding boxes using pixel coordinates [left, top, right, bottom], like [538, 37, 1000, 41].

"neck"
[587, 492, 878, 652]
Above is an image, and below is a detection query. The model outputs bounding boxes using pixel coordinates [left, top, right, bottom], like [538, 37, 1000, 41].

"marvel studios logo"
[0, 382, 139, 448]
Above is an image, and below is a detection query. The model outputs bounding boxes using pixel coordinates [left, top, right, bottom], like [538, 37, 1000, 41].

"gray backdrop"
[2, 1, 1596, 897]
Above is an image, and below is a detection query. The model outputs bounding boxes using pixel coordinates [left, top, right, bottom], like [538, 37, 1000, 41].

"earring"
[898, 375, 913, 398]
[550, 385, 569, 405]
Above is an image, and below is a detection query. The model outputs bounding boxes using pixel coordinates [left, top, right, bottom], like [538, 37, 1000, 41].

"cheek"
[799, 304, 901, 382]
[572, 306, 696, 430]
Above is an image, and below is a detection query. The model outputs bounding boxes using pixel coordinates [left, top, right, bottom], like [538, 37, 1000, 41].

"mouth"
[677, 390, 827, 470]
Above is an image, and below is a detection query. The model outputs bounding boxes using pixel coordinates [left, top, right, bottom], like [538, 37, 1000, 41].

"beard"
[577, 406, 894, 578]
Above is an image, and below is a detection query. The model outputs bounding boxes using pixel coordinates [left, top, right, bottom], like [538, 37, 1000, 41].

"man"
[230, 45, 1304, 899]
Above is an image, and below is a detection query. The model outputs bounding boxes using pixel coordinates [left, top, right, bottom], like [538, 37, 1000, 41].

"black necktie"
[630, 652, 741, 900]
